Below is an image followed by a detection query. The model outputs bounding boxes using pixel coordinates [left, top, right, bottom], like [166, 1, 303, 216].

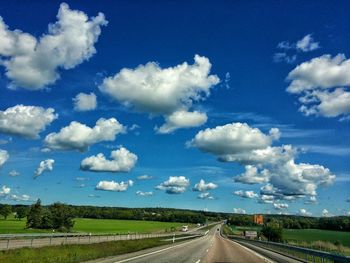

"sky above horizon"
[0, 0, 349, 217]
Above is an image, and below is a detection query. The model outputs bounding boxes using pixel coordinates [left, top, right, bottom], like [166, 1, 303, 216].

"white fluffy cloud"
[9, 170, 19, 177]
[234, 165, 270, 184]
[233, 208, 246, 214]
[190, 123, 335, 199]
[156, 176, 190, 194]
[45, 118, 125, 152]
[157, 110, 207, 134]
[278, 34, 319, 53]
[322, 209, 330, 217]
[34, 159, 54, 177]
[100, 55, 219, 133]
[136, 191, 153, 196]
[80, 147, 137, 172]
[0, 105, 57, 139]
[73, 92, 97, 111]
[10, 194, 31, 202]
[0, 149, 9, 167]
[189, 123, 279, 161]
[96, 180, 133, 192]
[198, 192, 214, 200]
[273, 203, 289, 210]
[137, 175, 153, 180]
[234, 190, 258, 199]
[0, 185, 10, 196]
[296, 34, 320, 52]
[193, 179, 218, 192]
[287, 54, 350, 119]
[297, 208, 312, 216]
[0, 3, 107, 89]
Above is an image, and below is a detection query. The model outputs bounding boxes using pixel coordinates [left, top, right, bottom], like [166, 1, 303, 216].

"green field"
[283, 229, 350, 247]
[0, 217, 185, 234]
[0, 237, 177, 263]
[230, 225, 350, 247]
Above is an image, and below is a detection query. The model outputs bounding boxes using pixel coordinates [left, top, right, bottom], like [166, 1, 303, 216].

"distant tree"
[15, 207, 27, 220]
[261, 221, 283, 242]
[0, 204, 12, 220]
[49, 203, 74, 231]
[26, 199, 43, 228]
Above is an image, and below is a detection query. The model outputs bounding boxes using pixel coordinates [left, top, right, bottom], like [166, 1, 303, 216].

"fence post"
[65, 236, 67, 244]
[7, 239, 9, 250]
[31, 238, 33, 247]
[50, 236, 52, 245]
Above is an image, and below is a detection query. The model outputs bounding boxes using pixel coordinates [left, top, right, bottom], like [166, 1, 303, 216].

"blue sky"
[0, 0, 349, 217]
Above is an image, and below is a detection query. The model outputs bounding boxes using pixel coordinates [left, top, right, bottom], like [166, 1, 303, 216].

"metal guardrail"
[0, 232, 190, 250]
[229, 236, 350, 263]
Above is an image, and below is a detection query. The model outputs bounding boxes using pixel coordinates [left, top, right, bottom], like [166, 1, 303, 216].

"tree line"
[227, 214, 350, 231]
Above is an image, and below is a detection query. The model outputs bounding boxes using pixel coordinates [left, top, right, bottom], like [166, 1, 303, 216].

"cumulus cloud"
[297, 208, 312, 216]
[34, 159, 54, 178]
[233, 190, 258, 199]
[73, 92, 97, 111]
[99, 55, 220, 133]
[80, 147, 137, 172]
[258, 194, 275, 204]
[198, 192, 214, 200]
[273, 203, 289, 210]
[322, 209, 331, 217]
[296, 34, 320, 52]
[0, 105, 57, 139]
[0, 3, 107, 90]
[234, 165, 270, 184]
[233, 208, 246, 214]
[136, 191, 153, 196]
[156, 176, 190, 194]
[45, 118, 125, 152]
[190, 123, 335, 199]
[0, 185, 10, 196]
[10, 194, 32, 202]
[304, 196, 317, 204]
[287, 54, 350, 119]
[277, 34, 319, 53]
[95, 180, 133, 192]
[137, 174, 153, 180]
[9, 170, 19, 177]
[273, 53, 296, 64]
[157, 110, 207, 134]
[193, 179, 218, 192]
[0, 149, 9, 167]
[188, 123, 279, 161]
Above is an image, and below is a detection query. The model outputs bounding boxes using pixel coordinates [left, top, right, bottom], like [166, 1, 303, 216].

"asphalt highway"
[86, 225, 304, 263]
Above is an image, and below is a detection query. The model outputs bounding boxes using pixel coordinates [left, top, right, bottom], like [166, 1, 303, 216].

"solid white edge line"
[113, 235, 206, 263]
[225, 238, 275, 263]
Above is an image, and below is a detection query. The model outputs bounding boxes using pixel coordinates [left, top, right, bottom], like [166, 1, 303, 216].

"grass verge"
[0, 237, 177, 263]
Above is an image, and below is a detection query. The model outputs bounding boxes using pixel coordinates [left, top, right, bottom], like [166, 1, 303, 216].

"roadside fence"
[229, 235, 350, 263]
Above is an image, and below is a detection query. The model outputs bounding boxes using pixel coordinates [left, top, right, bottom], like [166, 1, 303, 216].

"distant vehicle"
[182, 225, 188, 232]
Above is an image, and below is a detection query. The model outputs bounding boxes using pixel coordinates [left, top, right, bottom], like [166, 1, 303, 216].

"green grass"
[0, 237, 176, 263]
[0, 216, 185, 234]
[283, 229, 350, 247]
[73, 218, 184, 234]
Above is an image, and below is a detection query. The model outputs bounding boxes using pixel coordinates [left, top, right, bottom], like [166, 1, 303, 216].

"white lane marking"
[113, 236, 206, 263]
[226, 238, 275, 263]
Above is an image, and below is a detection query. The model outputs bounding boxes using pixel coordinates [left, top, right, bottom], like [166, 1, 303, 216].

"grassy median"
[0, 237, 175, 263]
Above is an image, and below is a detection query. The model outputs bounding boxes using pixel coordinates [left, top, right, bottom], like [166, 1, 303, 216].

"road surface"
[86, 225, 302, 263]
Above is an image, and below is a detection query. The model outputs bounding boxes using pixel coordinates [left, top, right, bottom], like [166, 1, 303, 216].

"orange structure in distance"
[253, 214, 264, 225]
